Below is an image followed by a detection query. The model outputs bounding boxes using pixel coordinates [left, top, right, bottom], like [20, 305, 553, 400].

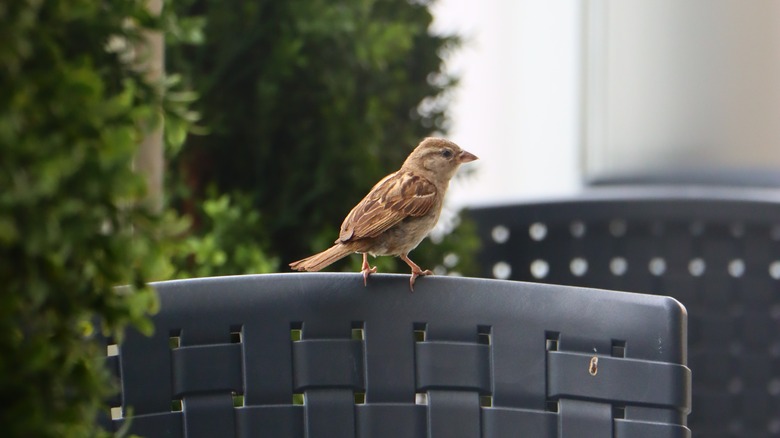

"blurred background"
[158, 0, 780, 280]
[434, 1, 581, 206]
[5, 0, 780, 435]
[437, 0, 780, 206]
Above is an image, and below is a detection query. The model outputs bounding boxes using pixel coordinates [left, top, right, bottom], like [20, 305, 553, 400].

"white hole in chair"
[443, 253, 459, 268]
[530, 259, 549, 279]
[570, 221, 586, 238]
[769, 261, 780, 280]
[610, 257, 627, 276]
[491, 225, 510, 244]
[492, 262, 511, 280]
[529, 222, 547, 241]
[110, 407, 122, 420]
[570, 258, 588, 276]
[415, 393, 428, 405]
[728, 259, 745, 278]
[609, 219, 627, 237]
[688, 258, 706, 277]
[649, 258, 667, 276]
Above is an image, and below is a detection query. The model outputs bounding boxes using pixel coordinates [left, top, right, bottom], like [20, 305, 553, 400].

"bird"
[289, 137, 478, 291]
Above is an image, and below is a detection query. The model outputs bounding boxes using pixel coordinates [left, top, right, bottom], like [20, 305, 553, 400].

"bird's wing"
[338, 171, 438, 242]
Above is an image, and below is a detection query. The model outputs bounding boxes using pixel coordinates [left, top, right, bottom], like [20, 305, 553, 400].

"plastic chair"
[100, 273, 690, 437]
[469, 186, 780, 437]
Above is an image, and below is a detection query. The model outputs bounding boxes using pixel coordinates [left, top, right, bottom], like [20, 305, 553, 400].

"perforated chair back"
[100, 273, 690, 437]
[469, 187, 780, 438]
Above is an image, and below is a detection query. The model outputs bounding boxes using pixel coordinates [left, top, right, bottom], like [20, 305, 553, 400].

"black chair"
[100, 273, 690, 437]
[469, 186, 780, 438]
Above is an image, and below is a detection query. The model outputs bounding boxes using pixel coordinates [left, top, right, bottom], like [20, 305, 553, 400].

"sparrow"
[289, 137, 478, 291]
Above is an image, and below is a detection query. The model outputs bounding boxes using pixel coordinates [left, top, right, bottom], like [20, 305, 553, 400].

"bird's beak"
[458, 150, 479, 163]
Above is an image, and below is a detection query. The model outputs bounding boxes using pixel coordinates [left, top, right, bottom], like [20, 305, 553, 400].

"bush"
[0, 1, 183, 436]
[169, 190, 278, 277]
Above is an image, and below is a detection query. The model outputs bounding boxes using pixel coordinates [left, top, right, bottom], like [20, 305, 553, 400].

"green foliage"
[0, 1, 182, 436]
[167, 0, 476, 276]
[169, 190, 278, 278]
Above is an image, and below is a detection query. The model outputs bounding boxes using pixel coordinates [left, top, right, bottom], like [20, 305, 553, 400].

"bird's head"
[402, 137, 478, 182]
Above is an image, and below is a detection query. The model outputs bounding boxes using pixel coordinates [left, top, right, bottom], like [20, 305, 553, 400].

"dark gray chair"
[469, 186, 780, 438]
[100, 273, 690, 437]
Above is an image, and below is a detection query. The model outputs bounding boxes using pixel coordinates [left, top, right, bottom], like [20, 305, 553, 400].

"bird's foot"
[409, 269, 433, 292]
[400, 253, 432, 292]
[362, 265, 378, 286]
[361, 253, 377, 287]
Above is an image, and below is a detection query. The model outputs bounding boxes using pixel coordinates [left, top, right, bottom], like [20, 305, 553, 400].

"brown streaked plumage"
[289, 137, 478, 290]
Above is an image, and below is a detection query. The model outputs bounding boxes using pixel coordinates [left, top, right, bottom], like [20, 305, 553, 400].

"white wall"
[584, 0, 780, 180]
[435, 1, 780, 205]
[432, 1, 583, 208]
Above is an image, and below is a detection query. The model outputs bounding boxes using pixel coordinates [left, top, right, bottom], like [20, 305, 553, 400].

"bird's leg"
[361, 253, 377, 287]
[400, 254, 433, 292]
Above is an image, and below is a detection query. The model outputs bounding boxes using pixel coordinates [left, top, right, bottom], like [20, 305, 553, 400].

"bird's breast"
[367, 213, 438, 256]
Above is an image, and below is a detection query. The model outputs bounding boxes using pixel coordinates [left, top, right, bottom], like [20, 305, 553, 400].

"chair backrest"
[469, 187, 780, 438]
[100, 273, 690, 438]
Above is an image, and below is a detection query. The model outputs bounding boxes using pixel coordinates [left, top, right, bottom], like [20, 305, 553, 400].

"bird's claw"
[362, 265, 377, 287]
[361, 253, 378, 287]
[409, 269, 433, 292]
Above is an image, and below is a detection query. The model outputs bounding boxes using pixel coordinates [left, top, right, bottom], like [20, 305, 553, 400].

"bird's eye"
[441, 149, 453, 159]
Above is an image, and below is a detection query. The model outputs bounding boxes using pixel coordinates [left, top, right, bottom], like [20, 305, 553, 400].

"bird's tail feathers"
[289, 245, 353, 272]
